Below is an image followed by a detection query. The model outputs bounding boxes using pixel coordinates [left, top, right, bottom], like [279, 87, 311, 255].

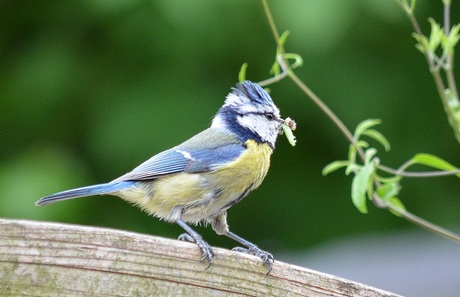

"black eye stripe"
[237, 111, 276, 119]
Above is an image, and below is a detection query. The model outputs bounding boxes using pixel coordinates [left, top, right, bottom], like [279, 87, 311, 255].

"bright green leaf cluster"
[413, 19, 460, 67]
[354, 119, 390, 151]
[323, 118, 460, 216]
[323, 119, 391, 214]
[442, 24, 460, 55]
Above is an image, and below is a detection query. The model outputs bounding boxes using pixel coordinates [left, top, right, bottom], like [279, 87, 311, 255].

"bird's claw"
[178, 233, 214, 268]
[232, 245, 274, 274]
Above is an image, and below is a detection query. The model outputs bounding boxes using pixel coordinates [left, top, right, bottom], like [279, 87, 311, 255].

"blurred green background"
[1, 0, 459, 294]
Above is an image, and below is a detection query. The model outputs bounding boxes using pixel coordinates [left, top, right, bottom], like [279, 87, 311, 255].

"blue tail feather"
[35, 181, 137, 206]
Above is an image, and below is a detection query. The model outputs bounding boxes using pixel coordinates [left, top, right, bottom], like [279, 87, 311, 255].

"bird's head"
[212, 81, 283, 148]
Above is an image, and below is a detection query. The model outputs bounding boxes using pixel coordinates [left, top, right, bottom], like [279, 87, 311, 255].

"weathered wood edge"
[0, 218, 401, 296]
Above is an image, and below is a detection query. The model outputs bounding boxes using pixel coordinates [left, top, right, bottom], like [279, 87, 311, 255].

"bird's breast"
[210, 140, 273, 194]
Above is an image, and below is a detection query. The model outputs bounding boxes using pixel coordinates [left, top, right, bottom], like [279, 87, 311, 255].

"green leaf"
[348, 144, 357, 165]
[354, 119, 382, 139]
[270, 30, 291, 76]
[428, 18, 442, 52]
[376, 182, 400, 201]
[351, 160, 375, 214]
[386, 197, 406, 217]
[345, 163, 360, 175]
[269, 59, 281, 76]
[238, 63, 248, 82]
[322, 160, 349, 176]
[278, 30, 290, 47]
[356, 140, 369, 149]
[409, 153, 460, 177]
[362, 129, 391, 151]
[413, 32, 428, 53]
[442, 24, 460, 54]
[364, 147, 377, 163]
[284, 53, 303, 69]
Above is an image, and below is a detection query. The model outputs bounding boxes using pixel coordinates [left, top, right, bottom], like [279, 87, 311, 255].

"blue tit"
[36, 80, 284, 273]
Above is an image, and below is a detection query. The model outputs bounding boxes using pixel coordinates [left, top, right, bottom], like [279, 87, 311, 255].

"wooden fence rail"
[0, 218, 400, 296]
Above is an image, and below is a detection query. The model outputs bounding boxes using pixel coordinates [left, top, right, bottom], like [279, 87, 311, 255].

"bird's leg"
[211, 212, 274, 274]
[225, 231, 274, 274]
[176, 219, 214, 267]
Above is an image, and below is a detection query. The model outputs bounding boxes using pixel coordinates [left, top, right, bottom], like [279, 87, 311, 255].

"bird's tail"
[35, 181, 137, 206]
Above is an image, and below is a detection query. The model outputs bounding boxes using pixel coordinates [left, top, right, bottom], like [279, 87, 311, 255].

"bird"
[36, 80, 285, 273]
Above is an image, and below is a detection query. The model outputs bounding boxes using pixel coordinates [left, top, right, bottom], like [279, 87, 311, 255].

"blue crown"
[232, 81, 274, 107]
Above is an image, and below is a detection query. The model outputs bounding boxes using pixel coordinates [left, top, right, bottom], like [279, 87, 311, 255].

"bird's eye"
[265, 113, 275, 121]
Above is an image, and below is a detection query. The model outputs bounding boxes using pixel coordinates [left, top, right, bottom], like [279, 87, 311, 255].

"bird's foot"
[232, 245, 274, 274]
[178, 233, 214, 267]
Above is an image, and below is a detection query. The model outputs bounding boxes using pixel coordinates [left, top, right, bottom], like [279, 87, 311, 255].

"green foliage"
[324, 119, 459, 223]
[413, 18, 460, 60]
[324, 120, 389, 215]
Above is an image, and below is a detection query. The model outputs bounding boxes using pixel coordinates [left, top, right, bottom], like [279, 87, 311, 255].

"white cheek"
[237, 116, 275, 142]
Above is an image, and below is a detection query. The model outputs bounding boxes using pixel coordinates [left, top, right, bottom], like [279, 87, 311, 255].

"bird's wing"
[112, 143, 245, 182]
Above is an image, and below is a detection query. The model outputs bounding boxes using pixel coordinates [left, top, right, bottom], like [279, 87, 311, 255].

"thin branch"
[397, 208, 460, 242]
[444, 0, 451, 36]
[258, 71, 288, 87]
[372, 193, 460, 243]
[378, 164, 460, 178]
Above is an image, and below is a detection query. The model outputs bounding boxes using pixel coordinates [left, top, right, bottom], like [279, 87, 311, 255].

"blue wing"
[112, 143, 245, 182]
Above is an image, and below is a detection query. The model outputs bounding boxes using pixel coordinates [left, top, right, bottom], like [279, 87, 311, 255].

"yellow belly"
[116, 140, 273, 223]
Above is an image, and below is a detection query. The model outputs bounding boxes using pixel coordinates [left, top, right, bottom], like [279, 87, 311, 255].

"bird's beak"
[278, 118, 285, 134]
